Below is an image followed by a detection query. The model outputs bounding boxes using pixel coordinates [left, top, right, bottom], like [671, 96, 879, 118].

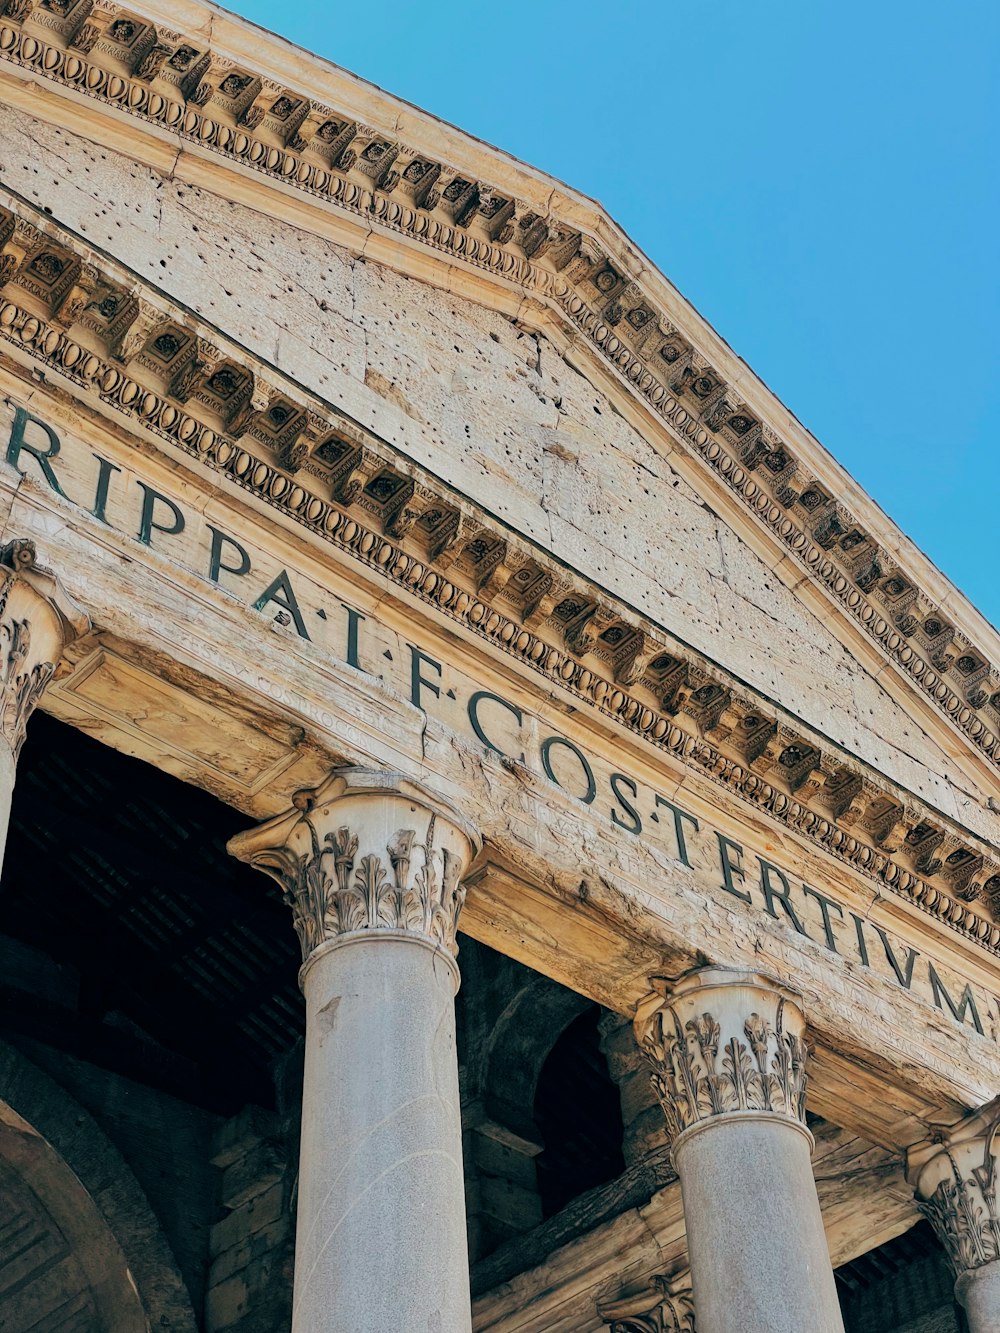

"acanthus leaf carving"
[598, 1272, 696, 1333]
[910, 1097, 1000, 1279]
[635, 968, 810, 1149]
[0, 538, 90, 759]
[227, 770, 480, 962]
[5, 201, 1000, 949]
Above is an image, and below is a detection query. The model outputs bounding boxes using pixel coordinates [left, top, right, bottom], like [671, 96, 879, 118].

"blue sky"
[236, 0, 999, 624]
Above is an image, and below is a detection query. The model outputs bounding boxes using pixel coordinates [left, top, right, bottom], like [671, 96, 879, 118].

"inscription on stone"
[5, 401, 996, 1040]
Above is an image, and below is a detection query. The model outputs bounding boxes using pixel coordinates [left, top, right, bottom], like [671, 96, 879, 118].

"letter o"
[541, 734, 597, 806]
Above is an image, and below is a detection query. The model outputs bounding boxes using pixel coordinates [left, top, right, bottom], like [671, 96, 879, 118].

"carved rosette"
[634, 966, 810, 1151]
[0, 538, 89, 760]
[597, 1273, 696, 1333]
[227, 768, 481, 964]
[909, 1096, 1000, 1279]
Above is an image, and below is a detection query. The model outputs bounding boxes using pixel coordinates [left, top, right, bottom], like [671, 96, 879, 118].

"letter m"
[928, 963, 984, 1035]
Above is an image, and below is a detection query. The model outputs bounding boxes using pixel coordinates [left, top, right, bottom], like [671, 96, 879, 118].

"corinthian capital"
[909, 1096, 1000, 1278]
[598, 1272, 695, 1332]
[634, 966, 810, 1150]
[227, 768, 481, 964]
[0, 538, 89, 758]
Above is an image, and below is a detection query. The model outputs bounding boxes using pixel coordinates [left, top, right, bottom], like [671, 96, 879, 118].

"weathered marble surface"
[1, 105, 996, 844]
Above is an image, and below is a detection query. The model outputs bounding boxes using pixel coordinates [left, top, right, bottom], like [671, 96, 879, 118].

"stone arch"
[480, 974, 625, 1216]
[0, 1041, 198, 1333]
[481, 977, 592, 1139]
[532, 1006, 625, 1216]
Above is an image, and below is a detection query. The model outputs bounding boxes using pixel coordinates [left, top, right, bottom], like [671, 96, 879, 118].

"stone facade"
[0, 0, 995, 1330]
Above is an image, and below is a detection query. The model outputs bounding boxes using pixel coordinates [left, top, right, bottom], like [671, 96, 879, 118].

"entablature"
[0, 194, 999, 970]
[0, 366, 997, 1153]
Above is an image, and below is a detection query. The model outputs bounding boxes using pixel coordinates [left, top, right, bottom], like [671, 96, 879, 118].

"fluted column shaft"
[635, 967, 844, 1333]
[909, 1095, 1000, 1333]
[229, 768, 480, 1333]
[0, 538, 88, 870]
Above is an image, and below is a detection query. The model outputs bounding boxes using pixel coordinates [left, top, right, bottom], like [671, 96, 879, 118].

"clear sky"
[234, 0, 999, 625]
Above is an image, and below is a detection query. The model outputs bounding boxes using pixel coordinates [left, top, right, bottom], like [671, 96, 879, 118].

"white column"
[635, 966, 845, 1333]
[0, 537, 88, 869]
[228, 768, 480, 1333]
[908, 1095, 1000, 1333]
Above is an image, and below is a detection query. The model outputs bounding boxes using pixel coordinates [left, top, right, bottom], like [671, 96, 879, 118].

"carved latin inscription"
[634, 967, 810, 1146]
[0, 538, 89, 758]
[227, 768, 480, 962]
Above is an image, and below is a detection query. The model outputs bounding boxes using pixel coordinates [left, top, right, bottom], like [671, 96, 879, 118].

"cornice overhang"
[2, 192, 1000, 963]
[2, 0, 998, 808]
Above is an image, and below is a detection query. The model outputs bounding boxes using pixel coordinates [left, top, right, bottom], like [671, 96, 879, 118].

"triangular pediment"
[0, 0, 998, 952]
[0, 183, 998, 966]
[0, 0, 995, 803]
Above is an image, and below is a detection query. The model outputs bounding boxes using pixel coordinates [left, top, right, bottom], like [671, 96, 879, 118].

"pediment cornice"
[2, 193, 999, 960]
[1, 0, 998, 799]
[1, 0, 998, 797]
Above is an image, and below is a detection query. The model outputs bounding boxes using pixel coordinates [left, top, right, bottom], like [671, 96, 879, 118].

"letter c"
[468, 690, 523, 758]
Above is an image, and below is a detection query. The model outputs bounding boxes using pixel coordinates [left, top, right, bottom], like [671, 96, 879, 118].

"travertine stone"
[635, 967, 809, 1143]
[909, 1095, 1000, 1333]
[0, 537, 88, 868]
[635, 967, 844, 1333]
[229, 768, 481, 1333]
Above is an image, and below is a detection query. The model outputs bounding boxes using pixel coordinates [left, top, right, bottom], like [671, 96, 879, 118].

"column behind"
[635, 965, 846, 1333]
[229, 768, 480, 1333]
[909, 1095, 1000, 1333]
[0, 537, 88, 870]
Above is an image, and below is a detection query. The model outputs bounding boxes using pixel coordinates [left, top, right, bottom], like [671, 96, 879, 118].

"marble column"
[635, 966, 844, 1333]
[597, 1270, 695, 1331]
[228, 768, 481, 1333]
[0, 537, 88, 871]
[908, 1095, 1000, 1333]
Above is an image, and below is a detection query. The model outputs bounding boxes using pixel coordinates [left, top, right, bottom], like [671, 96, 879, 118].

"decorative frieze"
[909, 1096, 1000, 1277]
[598, 1273, 696, 1333]
[634, 967, 810, 1148]
[0, 3, 997, 778]
[0, 201, 999, 955]
[227, 768, 481, 962]
[0, 537, 89, 758]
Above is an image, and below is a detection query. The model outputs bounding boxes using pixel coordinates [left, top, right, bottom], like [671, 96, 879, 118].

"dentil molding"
[1, 199, 999, 955]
